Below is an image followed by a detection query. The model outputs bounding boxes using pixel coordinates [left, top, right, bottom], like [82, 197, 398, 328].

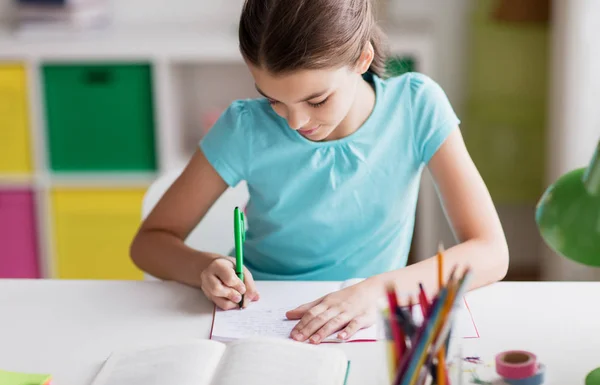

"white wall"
[106, 0, 244, 27]
[542, 0, 600, 280]
[0, 0, 245, 26]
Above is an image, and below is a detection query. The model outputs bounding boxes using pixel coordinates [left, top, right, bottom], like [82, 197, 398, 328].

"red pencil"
[418, 283, 430, 317]
[386, 286, 406, 364]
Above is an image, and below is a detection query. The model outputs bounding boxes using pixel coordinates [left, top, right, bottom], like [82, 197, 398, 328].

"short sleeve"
[199, 100, 252, 187]
[409, 73, 461, 164]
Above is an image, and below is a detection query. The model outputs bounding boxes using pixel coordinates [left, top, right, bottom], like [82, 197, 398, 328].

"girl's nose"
[287, 109, 310, 130]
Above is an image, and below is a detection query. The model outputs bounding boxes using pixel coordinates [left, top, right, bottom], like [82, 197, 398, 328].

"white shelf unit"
[0, 23, 440, 279]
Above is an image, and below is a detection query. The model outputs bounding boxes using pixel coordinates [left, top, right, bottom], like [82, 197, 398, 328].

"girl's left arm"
[286, 128, 509, 343]
[373, 127, 509, 296]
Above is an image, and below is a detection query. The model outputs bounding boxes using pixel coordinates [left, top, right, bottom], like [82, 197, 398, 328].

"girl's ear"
[354, 41, 375, 74]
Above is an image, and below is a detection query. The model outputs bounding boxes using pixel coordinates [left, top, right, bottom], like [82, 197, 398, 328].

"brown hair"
[238, 0, 389, 78]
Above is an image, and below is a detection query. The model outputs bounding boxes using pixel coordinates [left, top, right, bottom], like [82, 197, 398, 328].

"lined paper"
[211, 281, 380, 342]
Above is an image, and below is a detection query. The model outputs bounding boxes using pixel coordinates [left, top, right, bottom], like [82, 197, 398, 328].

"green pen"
[234, 206, 245, 308]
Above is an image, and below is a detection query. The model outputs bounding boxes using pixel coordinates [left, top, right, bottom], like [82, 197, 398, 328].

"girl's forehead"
[248, 64, 350, 101]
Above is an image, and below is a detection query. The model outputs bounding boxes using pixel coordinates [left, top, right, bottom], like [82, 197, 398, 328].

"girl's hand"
[285, 279, 381, 344]
[199, 256, 260, 310]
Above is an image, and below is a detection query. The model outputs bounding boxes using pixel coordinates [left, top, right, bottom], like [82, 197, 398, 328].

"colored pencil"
[400, 288, 448, 385]
[437, 244, 446, 385]
[386, 285, 406, 366]
[396, 308, 417, 341]
[392, 294, 440, 385]
[382, 308, 398, 383]
[387, 244, 471, 385]
[418, 283, 429, 318]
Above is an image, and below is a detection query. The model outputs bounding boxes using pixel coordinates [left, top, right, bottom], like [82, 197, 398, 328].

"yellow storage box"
[51, 188, 145, 280]
[0, 64, 32, 173]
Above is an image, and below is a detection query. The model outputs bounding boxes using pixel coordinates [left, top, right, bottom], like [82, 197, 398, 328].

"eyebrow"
[255, 84, 329, 103]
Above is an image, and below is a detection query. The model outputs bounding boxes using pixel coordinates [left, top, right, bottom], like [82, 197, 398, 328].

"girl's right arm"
[129, 148, 259, 309]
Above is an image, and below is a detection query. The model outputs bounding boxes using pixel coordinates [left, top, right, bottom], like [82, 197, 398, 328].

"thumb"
[243, 268, 260, 301]
[285, 298, 321, 320]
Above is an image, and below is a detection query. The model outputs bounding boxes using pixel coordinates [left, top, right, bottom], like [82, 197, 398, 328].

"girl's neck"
[328, 75, 376, 141]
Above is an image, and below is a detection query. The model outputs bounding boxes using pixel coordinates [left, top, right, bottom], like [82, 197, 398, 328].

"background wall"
[461, 0, 550, 280]
[0, 1, 245, 25]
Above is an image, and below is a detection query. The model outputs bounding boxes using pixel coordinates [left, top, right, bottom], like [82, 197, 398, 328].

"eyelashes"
[267, 97, 329, 108]
[307, 98, 329, 108]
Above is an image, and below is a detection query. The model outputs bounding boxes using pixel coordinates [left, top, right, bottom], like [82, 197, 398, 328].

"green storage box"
[42, 63, 157, 171]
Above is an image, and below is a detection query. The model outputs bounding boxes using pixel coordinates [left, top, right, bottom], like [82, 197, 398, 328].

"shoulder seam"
[408, 73, 420, 164]
[238, 102, 253, 180]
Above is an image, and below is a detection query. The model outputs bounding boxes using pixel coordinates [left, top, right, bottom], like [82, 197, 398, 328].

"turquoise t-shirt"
[199, 72, 460, 281]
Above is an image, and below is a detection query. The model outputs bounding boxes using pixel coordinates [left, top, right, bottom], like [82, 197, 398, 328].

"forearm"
[130, 229, 219, 288]
[368, 238, 509, 301]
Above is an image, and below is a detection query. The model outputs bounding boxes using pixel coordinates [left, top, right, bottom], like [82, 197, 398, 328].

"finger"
[286, 297, 322, 320]
[213, 296, 239, 311]
[337, 316, 367, 340]
[215, 262, 246, 295]
[207, 275, 243, 304]
[243, 268, 260, 301]
[299, 308, 344, 344]
[290, 303, 328, 341]
[311, 313, 353, 344]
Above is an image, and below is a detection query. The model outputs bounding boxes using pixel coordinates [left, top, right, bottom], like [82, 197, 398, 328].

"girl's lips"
[299, 125, 320, 135]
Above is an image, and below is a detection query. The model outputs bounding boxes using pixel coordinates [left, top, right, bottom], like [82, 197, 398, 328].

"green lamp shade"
[535, 141, 600, 266]
[587, 367, 600, 385]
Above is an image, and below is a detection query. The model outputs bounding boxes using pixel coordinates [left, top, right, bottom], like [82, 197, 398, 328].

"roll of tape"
[502, 363, 545, 385]
[495, 350, 538, 379]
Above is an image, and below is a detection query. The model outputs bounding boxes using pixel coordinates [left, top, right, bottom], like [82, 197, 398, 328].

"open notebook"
[211, 280, 479, 342]
[90, 338, 350, 385]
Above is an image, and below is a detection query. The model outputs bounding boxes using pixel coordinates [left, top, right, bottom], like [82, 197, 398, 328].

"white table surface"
[1, 279, 599, 385]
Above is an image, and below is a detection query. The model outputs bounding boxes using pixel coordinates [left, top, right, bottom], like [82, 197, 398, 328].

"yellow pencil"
[437, 243, 446, 385]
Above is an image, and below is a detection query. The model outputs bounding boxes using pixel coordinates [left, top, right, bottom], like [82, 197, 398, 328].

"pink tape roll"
[495, 350, 538, 379]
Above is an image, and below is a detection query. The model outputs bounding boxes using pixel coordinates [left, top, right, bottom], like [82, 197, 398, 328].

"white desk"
[1, 280, 599, 385]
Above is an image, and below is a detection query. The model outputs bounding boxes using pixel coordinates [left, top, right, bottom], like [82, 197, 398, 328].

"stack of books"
[382, 245, 473, 385]
[13, 0, 111, 34]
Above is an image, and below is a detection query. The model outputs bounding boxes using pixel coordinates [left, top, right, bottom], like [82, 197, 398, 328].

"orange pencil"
[437, 243, 444, 291]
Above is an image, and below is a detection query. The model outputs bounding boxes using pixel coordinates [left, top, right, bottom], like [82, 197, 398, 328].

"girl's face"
[247, 64, 363, 141]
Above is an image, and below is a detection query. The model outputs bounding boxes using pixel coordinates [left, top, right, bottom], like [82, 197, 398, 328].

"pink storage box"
[0, 189, 40, 278]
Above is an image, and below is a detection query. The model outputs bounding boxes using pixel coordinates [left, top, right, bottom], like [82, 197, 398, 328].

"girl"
[130, 0, 509, 344]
